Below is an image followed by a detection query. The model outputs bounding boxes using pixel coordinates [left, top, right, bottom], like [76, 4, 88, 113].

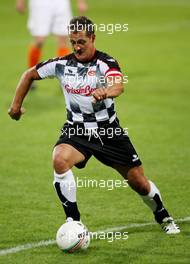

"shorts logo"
[132, 154, 139, 162]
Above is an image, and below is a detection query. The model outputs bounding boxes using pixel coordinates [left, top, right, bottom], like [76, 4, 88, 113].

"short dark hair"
[68, 16, 95, 36]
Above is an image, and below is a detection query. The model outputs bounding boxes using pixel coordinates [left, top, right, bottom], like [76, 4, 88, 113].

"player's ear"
[91, 34, 96, 42]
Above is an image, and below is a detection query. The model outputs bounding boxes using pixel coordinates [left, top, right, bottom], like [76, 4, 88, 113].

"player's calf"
[140, 180, 180, 234]
[118, 166, 180, 234]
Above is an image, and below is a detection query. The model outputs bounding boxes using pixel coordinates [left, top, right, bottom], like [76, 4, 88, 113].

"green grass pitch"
[0, 0, 190, 263]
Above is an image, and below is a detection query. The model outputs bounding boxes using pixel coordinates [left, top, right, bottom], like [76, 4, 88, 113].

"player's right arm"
[16, 0, 26, 14]
[8, 67, 41, 120]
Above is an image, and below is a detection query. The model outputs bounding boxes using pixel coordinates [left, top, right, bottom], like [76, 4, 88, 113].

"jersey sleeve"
[98, 54, 123, 79]
[36, 58, 59, 79]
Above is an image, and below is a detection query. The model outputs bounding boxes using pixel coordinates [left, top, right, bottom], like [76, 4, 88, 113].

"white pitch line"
[0, 216, 190, 257]
[0, 240, 56, 257]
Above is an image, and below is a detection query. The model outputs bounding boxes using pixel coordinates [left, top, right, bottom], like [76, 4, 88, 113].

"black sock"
[153, 194, 170, 223]
[54, 182, 80, 221]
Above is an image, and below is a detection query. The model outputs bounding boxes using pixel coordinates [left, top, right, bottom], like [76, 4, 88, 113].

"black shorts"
[55, 119, 142, 169]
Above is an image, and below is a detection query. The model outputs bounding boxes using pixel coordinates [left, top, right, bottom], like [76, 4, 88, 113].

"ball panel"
[56, 221, 90, 252]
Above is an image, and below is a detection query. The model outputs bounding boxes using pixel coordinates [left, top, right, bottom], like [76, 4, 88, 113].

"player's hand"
[16, 0, 25, 14]
[92, 88, 107, 103]
[78, 0, 88, 15]
[8, 107, 25, 121]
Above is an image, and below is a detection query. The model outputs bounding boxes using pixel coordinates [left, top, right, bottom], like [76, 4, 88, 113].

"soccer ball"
[56, 221, 90, 253]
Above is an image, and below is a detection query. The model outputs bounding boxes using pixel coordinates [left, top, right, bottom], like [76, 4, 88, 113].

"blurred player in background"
[16, 0, 87, 71]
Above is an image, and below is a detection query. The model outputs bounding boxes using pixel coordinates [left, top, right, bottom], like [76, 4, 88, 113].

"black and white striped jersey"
[36, 50, 123, 129]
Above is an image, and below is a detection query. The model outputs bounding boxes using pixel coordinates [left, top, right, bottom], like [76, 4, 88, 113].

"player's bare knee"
[53, 155, 71, 174]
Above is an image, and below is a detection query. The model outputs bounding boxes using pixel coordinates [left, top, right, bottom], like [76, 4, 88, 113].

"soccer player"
[8, 16, 180, 234]
[16, 0, 87, 69]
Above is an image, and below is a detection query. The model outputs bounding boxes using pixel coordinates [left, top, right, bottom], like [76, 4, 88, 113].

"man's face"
[69, 31, 96, 62]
